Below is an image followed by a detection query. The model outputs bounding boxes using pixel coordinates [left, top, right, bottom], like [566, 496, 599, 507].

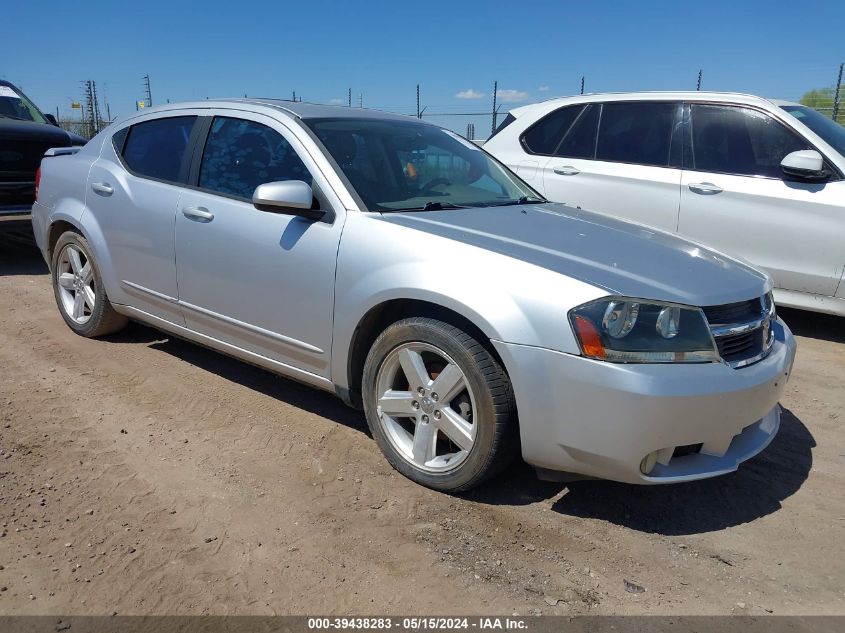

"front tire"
[362, 317, 517, 492]
[51, 231, 127, 337]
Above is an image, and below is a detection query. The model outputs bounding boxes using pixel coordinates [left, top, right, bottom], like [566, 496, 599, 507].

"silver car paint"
[32, 99, 797, 484]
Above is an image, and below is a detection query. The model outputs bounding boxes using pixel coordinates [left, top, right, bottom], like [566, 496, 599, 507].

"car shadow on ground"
[106, 321, 370, 436]
[468, 406, 814, 536]
[779, 307, 845, 344]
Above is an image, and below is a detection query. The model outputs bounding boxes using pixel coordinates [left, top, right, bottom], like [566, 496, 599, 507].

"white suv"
[484, 92, 845, 316]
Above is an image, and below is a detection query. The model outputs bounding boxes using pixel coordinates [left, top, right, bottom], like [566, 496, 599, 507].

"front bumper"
[494, 319, 797, 484]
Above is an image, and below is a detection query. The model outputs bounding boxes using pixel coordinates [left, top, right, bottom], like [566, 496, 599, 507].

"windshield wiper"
[387, 201, 467, 212]
[488, 196, 545, 207]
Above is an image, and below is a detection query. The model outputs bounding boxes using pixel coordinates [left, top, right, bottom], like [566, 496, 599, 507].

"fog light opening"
[640, 451, 659, 475]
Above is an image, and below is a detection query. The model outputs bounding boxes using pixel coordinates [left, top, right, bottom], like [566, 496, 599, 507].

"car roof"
[508, 91, 799, 115]
[129, 98, 420, 124]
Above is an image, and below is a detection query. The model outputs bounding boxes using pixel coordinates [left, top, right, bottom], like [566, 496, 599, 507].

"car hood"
[377, 202, 770, 307]
[0, 118, 72, 144]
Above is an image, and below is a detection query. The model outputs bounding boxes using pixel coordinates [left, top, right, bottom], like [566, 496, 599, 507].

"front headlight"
[569, 297, 718, 363]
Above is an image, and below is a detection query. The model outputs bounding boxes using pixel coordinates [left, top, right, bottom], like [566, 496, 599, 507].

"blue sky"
[5, 0, 844, 135]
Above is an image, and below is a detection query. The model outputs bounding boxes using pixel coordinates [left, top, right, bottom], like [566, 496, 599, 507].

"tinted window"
[521, 105, 583, 155]
[596, 102, 675, 166]
[489, 113, 516, 140]
[199, 117, 312, 200]
[557, 104, 599, 158]
[122, 116, 196, 182]
[111, 128, 128, 154]
[691, 105, 810, 178]
[781, 105, 845, 158]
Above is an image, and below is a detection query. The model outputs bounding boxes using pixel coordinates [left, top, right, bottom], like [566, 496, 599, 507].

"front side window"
[122, 116, 197, 183]
[596, 102, 676, 167]
[307, 118, 540, 211]
[781, 104, 845, 158]
[521, 105, 584, 155]
[198, 117, 312, 200]
[691, 105, 810, 178]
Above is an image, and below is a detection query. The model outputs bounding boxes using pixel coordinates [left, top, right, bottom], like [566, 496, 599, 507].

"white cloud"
[329, 98, 344, 104]
[538, 85, 550, 92]
[496, 89, 529, 103]
[455, 88, 486, 99]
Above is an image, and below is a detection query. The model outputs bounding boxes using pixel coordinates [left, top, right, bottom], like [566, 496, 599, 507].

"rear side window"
[691, 105, 811, 178]
[596, 102, 676, 167]
[122, 116, 196, 183]
[557, 104, 599, 158]
[521, 105, 583, 155]
[198, 117, 312, 200]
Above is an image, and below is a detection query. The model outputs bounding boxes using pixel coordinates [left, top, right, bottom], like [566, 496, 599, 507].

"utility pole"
[358, 93, 363, 108]
[416, 84, 420, 118]
[580, 76, 585, 95]
[293, 90, 296, 102]
[143, 74, 152, 108]
[697, 69, 702, 91]
[348, 88, 352, 107]
[833, 62, 843, 122]
[491, 80, 498, 134]
[91, 81, 102, 132]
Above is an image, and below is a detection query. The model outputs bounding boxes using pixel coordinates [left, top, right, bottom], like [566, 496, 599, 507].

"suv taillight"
[35, 165, 41, 202]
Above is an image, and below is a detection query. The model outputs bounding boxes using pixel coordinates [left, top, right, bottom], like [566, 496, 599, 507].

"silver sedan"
[31, 100, 796, 491]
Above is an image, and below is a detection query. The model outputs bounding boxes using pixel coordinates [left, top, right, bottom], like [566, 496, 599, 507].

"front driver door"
[175, 112, 345, 380]
[679, 103, 845, 297]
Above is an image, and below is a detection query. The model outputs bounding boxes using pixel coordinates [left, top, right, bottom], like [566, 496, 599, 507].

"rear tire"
[51, 231, 127, 338]
[362, 317, 517, 492]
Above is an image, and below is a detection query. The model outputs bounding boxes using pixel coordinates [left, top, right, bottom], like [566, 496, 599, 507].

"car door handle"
[91, 182, 114, 196]
[553, 165, 580, 176]
[182, 206, 215, 222]
[688, 182, 723, 195]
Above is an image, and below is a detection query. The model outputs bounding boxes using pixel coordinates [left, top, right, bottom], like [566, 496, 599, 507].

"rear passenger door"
[86, 113, 201, 324]
[678, 103, 845, 297]
[536, 101, 684, 232]
[174, 112, 345, 380]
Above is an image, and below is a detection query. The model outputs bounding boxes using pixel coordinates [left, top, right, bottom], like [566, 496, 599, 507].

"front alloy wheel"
[363, 317, 517, 492]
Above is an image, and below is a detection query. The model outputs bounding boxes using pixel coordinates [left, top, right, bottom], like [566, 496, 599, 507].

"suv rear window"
[121, 116, 197, 183]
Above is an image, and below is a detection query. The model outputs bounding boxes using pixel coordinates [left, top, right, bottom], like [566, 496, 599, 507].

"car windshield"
[781, 105, 845, 157]
[305, 117, 542, 211]
[0, 84, 48, 124]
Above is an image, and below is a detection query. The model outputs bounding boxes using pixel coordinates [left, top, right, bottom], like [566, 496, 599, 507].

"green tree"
[800, 86, 844, 124]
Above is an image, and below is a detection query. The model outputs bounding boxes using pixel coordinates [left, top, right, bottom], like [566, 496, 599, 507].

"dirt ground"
[0, 228, 843, 616]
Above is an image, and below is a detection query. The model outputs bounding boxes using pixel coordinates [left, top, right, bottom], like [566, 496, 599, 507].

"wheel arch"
[341, 297, 511, 410]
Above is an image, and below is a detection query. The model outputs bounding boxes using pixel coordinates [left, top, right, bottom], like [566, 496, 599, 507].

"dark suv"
[0, 80, 86, 226]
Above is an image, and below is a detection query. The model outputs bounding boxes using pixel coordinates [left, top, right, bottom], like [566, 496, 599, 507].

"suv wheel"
[51, 231, 127, 337]
[362, 317, 516, 492]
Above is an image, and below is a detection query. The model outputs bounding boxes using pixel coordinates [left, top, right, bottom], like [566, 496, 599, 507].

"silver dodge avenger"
[31, 100, 796, 491]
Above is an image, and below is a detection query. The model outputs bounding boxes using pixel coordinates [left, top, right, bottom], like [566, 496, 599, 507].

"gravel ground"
[0, 229, 843, 616]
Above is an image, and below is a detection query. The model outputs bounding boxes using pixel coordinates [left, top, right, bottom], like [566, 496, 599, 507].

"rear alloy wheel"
[51, 231, 127, 337]
[363, 317, 516, 492]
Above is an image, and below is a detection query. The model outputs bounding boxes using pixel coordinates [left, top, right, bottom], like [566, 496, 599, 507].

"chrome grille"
[703, 295, 774, 368]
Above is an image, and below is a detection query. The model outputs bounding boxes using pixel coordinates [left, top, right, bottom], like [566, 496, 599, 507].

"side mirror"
[252, 180, 325, 220]
[44, 113, 59, 126]
[781, 150, 827, 181]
